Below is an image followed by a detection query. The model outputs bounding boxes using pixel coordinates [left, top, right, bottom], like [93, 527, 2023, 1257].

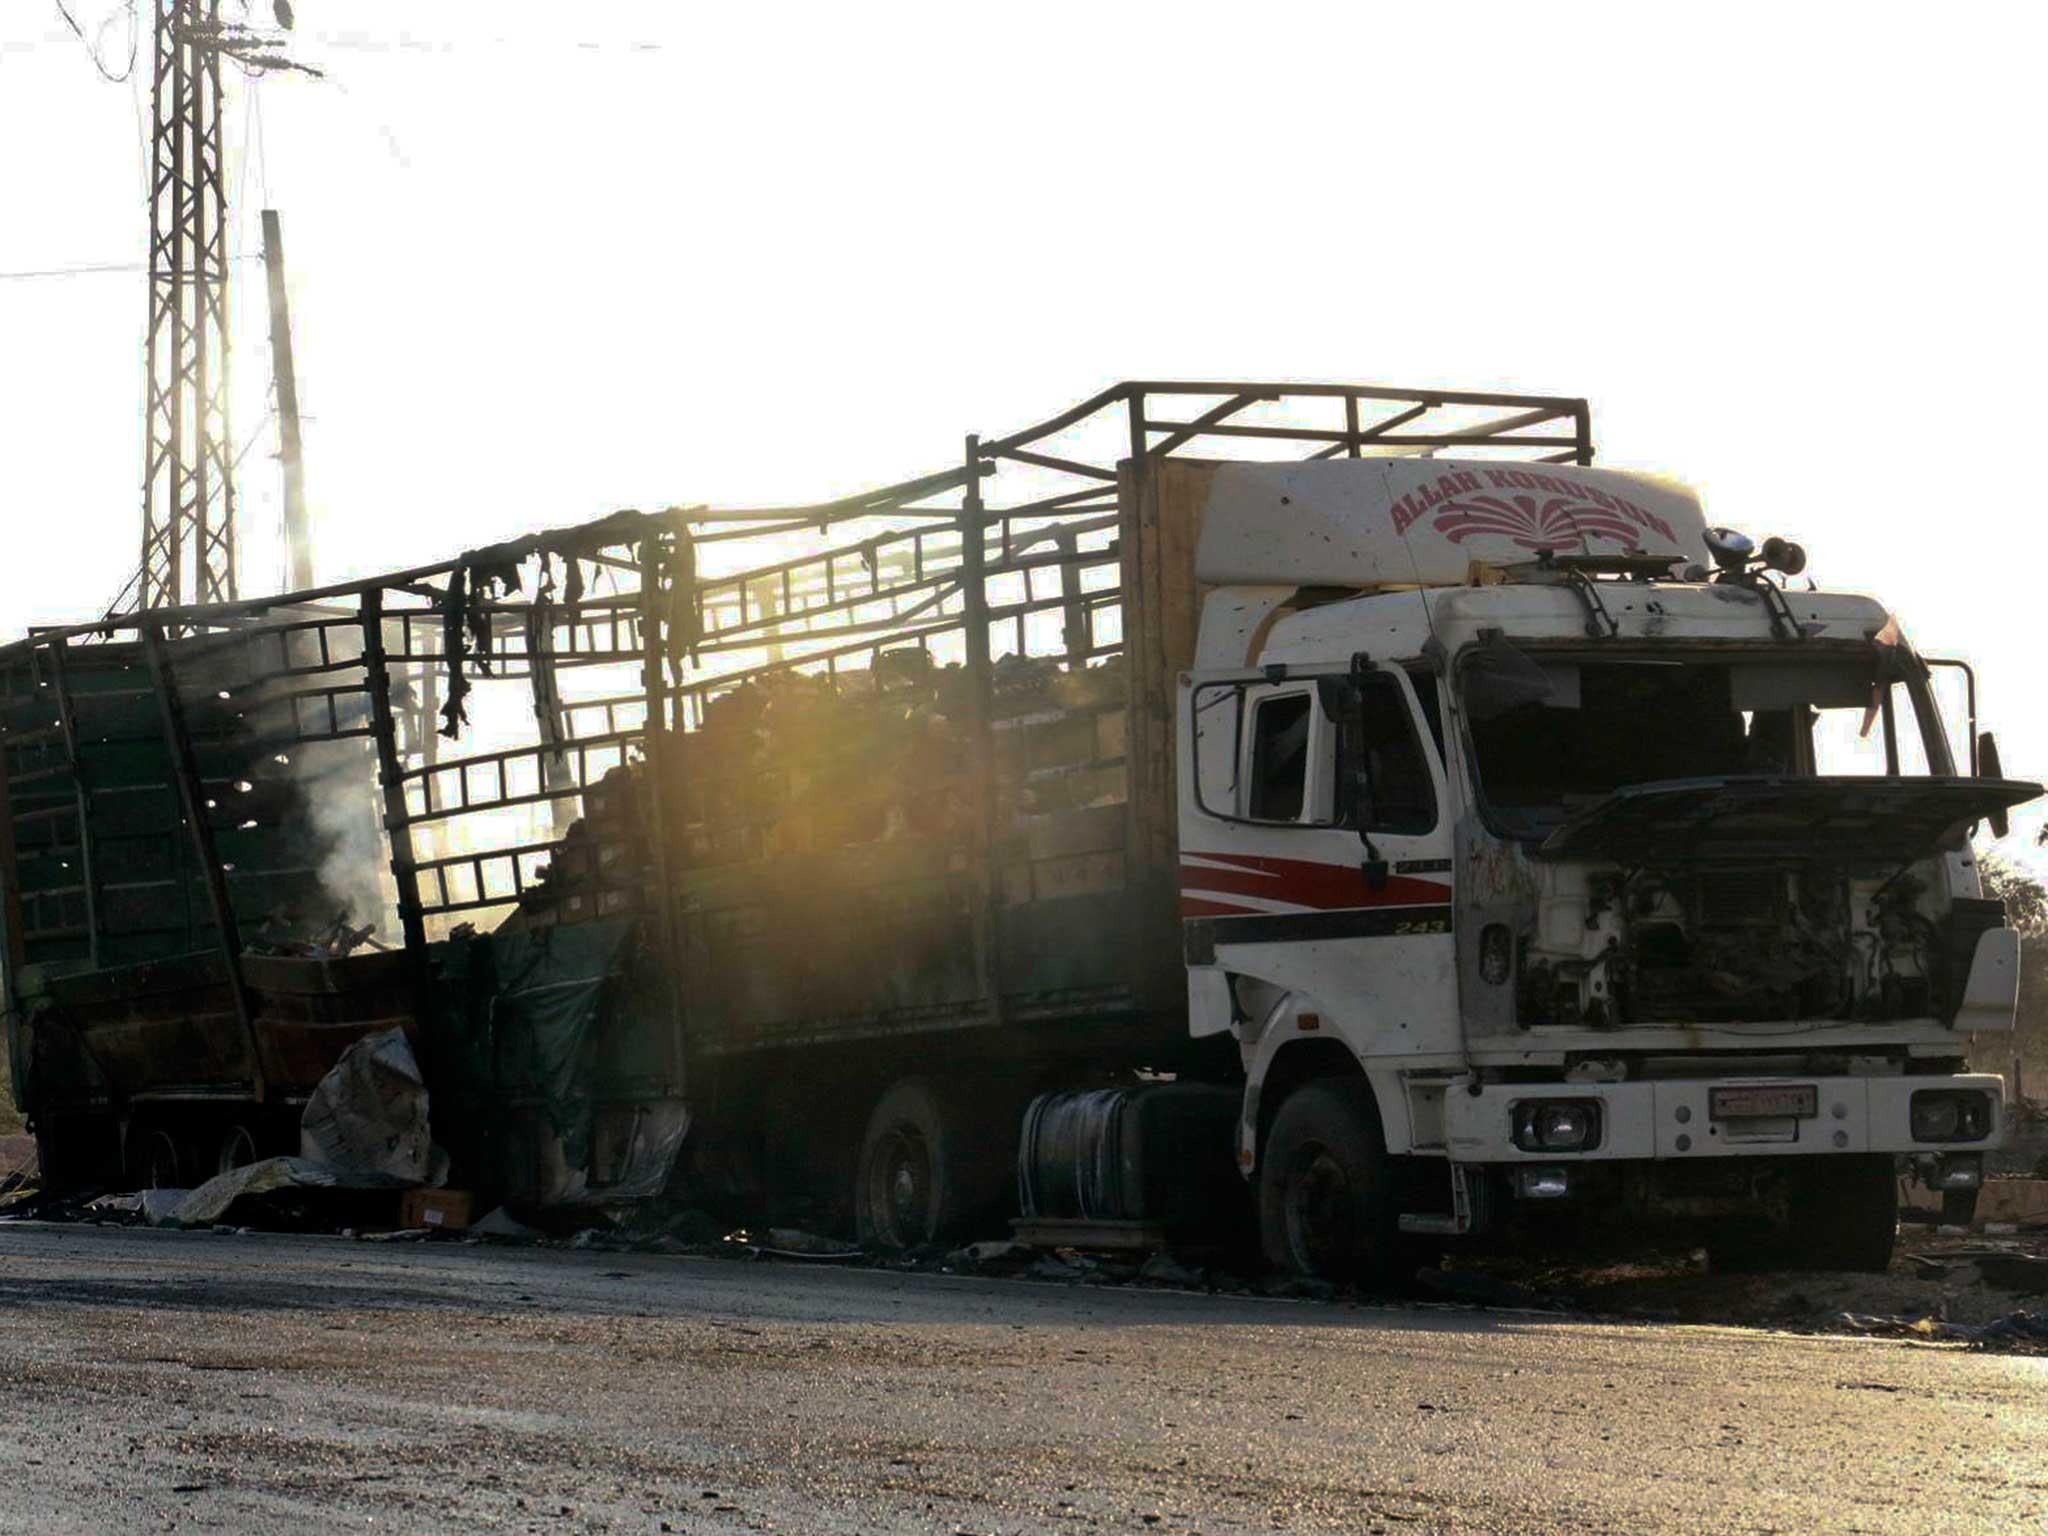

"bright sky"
[3, 1, 2044, 853]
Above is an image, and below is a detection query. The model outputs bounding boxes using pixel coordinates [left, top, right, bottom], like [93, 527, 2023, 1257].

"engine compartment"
[1517, 857, 2006, 1028]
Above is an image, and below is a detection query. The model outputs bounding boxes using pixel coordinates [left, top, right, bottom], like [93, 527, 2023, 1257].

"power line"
[294, 32, 665, 55]
[230, 408, 277, 474]
[0, 254, 261, 282]
[0, 258, 146, 281]
[51, 0, 140, 83]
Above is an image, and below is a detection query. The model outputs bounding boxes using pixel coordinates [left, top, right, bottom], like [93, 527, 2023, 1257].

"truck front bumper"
[1443, 1073, 2006, 1163]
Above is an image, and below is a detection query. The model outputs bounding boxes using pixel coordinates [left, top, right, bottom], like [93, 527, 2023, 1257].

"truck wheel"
[1794, 1155, 1898, 1272]
[855, 1079, 974, 1251]
[1258, 1078, 1397, 1285]
[127, 1126, 184, 1191]
[215, 1122, 261, 1178]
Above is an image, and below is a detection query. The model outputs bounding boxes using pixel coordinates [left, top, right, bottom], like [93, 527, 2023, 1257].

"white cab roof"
[1192, 458, 1709, 589]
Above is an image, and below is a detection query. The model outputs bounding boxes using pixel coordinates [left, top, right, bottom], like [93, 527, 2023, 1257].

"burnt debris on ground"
[13, 1143, 2048, 1354]
[8, 1023, 2048, 1351]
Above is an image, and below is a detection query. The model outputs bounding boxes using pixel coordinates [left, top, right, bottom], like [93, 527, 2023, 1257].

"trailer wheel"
[215, 1123, 261, 1178]
[127, 1126, 184, 1191]
[854, 1079, 1003, 1251]
[1258, 1077, 1397, 1285]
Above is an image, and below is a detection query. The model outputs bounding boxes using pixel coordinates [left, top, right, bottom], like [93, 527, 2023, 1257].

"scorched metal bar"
[141, 622, 264, 1101]
[43, 639, 101, 969]
[959, 434, 1005, 1027]
[638, 536, 688, 1094]
[360, 589, 428, 957]
[0, 677, 26, 999]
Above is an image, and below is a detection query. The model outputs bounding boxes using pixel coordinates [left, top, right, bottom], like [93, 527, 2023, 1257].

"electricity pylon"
[137, 0, 307, 612]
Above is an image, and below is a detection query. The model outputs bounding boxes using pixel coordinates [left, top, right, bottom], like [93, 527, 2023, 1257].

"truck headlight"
[1910, 1090, 1992, 1144]
[1512, 1099, 1602, 1152]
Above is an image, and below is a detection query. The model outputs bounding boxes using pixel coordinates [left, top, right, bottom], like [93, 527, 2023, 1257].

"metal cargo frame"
[1, 382, 1594, 1112]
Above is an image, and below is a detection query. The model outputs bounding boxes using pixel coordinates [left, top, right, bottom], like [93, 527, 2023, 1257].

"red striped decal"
[1178, 895, 1263, 919]
[1179, 850, 1451, 912]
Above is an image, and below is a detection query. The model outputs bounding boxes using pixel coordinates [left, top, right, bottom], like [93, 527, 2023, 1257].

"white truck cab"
[1171, 456, 2034, 1276]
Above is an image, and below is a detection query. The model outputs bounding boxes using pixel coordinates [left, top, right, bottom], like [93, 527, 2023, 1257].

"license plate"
[1711, 1085, 1818, 1120]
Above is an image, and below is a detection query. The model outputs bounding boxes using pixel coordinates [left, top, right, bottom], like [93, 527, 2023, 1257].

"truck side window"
[1355, 674, 1436, 834]
[1247, 693, 1312, 821]
[1405, 665, 1447, 763]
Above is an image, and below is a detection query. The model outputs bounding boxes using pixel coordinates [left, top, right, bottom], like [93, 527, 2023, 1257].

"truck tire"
[1258, 1077, 1398, 1285]
[854, 1078, 1006, 1251]
[1720, 1155, 1900, 1273]
[127, 1125, 184, 1191]
[215, 1122, 261, 1178]
[1792, 1155, 1898, 1273]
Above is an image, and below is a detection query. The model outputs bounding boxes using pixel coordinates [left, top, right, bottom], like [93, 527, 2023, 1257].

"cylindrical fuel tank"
[1017, 1081, 1246, 1236]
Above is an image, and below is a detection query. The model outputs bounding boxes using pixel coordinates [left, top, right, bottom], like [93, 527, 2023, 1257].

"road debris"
[736, 1228, 863, 1261]
[1135, 1253, 1207, 1288]
[470, 1205, 542, 1242]
[944, 1239, 1038, 1274]
[1976, 1253, 2048, 1293]
[299, 1026, 444, 1185]
[1414, 1268, 1567, 1311]
[1837, 1311, 2048, 1347]
[174, 1155, 414, 1229]
[399, 1188, 475, 1232]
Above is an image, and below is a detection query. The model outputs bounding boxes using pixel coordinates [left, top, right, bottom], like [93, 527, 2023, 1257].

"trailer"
[4, 380, 2033, 1276]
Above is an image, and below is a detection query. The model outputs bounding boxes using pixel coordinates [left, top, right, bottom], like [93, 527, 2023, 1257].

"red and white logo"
[1389, 468, 1677, 553]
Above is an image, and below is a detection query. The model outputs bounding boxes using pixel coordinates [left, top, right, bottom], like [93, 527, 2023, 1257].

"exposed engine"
[1517, 861, 1996, 1028]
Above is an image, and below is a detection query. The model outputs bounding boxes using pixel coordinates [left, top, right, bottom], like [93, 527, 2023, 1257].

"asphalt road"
[0, 1224, 2043, 1534]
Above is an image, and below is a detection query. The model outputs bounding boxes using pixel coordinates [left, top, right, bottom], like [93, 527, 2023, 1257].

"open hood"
[1531, 776, 2043, 865]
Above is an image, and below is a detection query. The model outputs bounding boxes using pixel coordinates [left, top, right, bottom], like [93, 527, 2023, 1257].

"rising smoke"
[287, 737, 399, 944]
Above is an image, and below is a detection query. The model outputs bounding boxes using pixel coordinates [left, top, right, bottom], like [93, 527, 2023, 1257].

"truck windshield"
[1460, 648, 1945, 836]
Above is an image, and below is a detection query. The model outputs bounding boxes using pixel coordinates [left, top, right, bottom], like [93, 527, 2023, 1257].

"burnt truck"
[2, 380, 2034, 1276]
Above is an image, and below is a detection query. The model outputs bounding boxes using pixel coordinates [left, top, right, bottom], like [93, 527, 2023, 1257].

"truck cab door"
[1180, 663, 1456, 1066]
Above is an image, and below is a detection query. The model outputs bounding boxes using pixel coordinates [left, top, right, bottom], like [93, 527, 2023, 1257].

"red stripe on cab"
[1179, 850, 1449, 911]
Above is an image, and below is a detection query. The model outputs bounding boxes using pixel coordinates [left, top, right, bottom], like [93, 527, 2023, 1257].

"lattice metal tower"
[139, 0, 237, 610]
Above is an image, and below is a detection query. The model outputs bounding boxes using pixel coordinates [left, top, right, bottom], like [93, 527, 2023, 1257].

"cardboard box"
[399, 1188, 475, 1232]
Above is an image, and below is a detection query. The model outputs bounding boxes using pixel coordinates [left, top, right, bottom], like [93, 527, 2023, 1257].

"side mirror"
[1312, 675, 1355, 719]
[1315, 673, 1373, 838]
[1979, 730, 2009, 838]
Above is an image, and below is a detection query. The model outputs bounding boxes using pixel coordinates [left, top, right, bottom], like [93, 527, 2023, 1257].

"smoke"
[150, 626, 404, 952]
[181, 623, 398, 948]
[288, 737, 399, 943]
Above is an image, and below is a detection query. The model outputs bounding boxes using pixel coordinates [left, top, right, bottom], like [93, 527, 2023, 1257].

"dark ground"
[0, 1222, 2044, 1534]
